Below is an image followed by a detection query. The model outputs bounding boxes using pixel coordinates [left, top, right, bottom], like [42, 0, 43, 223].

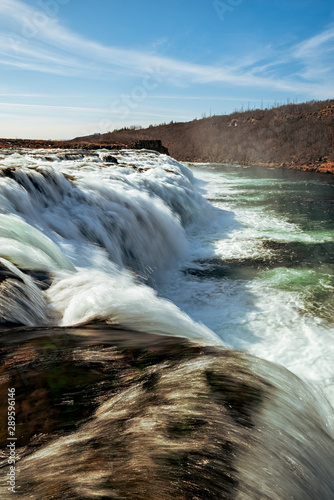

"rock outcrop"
[0, 325, 333, 499]
[130, 139, 169, 155]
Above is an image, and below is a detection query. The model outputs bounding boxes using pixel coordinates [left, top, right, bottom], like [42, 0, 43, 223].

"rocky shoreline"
[188, 157, 334, 174]
[1, 137, 332, 174]
[0, 138, 169, 155]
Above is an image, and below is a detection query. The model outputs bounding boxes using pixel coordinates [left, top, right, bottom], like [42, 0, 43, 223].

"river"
[0, 151, 333, 499]
[161, 162, 334, 405]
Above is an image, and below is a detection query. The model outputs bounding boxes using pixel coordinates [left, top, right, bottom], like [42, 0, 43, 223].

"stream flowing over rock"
[1, 326, 334, 499]
[0, 148, 333, 498]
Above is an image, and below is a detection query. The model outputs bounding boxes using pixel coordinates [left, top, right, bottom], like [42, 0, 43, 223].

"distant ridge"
[0, 139, 168, 155]
[73, 99, 334, 174]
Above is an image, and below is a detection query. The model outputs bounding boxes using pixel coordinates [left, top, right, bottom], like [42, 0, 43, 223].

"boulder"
[130, 139, 169, 155]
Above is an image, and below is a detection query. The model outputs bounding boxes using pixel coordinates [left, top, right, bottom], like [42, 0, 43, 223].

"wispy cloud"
[0, 0, 333, 98]
[0, 102, 189, 122]
[292, 25, 334, 82]
[294, 26, 334, 57]
[0, 102, 111, 113]
[0, 92, 86, 98]
[149, 95, 270, 101]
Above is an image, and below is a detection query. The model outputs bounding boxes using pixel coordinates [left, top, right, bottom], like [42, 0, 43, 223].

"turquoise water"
[162, 164, 334, 404]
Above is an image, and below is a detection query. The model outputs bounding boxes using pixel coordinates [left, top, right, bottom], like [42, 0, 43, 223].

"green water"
[165, 164, 334, 404]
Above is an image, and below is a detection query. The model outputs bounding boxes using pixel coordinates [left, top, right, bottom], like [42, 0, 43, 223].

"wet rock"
[103, 155, 118, 164]
[0, 325, 333, 499]
[57, 153, 84, 161]
[130, 140, 169, 155]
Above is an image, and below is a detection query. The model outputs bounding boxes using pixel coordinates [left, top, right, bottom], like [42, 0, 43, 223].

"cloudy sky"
[0, 0, 333, 139]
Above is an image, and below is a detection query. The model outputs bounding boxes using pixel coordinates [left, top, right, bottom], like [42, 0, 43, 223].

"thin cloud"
[294, 26, 334, 57]
[0, 102, 111, 113]
[290, 25, 334, 83]
[149, 96, 268, 101]
[0, 92, 86, 97]
[0, 102, 188, 121]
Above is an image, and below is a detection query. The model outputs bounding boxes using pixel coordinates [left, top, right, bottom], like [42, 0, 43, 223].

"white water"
[1, 149, 334, 499]
[0, 150, 221, 345]
[160, 164, 334, 405]
[0, 150, 333, 404]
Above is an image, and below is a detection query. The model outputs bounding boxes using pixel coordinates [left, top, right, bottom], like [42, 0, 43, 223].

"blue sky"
[0, 0, 333, 139]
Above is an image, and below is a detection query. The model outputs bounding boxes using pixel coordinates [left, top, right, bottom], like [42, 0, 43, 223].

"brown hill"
[73, 99, 334, 174]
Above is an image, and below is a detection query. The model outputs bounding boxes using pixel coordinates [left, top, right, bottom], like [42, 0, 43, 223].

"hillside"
[73, 100, 334, 174]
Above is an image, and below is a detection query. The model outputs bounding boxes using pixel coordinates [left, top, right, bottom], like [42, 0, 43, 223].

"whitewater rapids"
[0, 148, 221, 345]
[0, 148, 333, 499]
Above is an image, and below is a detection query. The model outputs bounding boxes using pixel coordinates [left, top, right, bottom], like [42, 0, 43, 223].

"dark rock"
[130, 139, 169, 155]
[0, 325, 333, 499]
[60, 153, 84, 161]
[103, 155, 118, 164]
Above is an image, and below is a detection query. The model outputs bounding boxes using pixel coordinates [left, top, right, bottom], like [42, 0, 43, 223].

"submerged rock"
[103, 155, 118, 164]
[0, 325, 333, 499]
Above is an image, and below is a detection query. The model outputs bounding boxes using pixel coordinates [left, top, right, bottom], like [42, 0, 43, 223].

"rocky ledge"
[0, 324, 333, 499]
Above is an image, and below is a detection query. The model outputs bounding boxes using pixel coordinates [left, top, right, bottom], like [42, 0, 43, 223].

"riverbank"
[1, 139, 332, 173]
[0, 138, 168, 155]
[73, 99, 334, 174]
[0, 138, 126, 150]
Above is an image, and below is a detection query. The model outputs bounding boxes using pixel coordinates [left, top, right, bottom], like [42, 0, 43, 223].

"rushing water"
[0, 149, 221, 345]
[161, 163, 334, 405]
[0, 150, 333, 498]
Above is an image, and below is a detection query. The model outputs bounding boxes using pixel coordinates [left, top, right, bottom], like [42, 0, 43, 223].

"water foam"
[0, 149, 221, 346]
[161, 164, 334, 404]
